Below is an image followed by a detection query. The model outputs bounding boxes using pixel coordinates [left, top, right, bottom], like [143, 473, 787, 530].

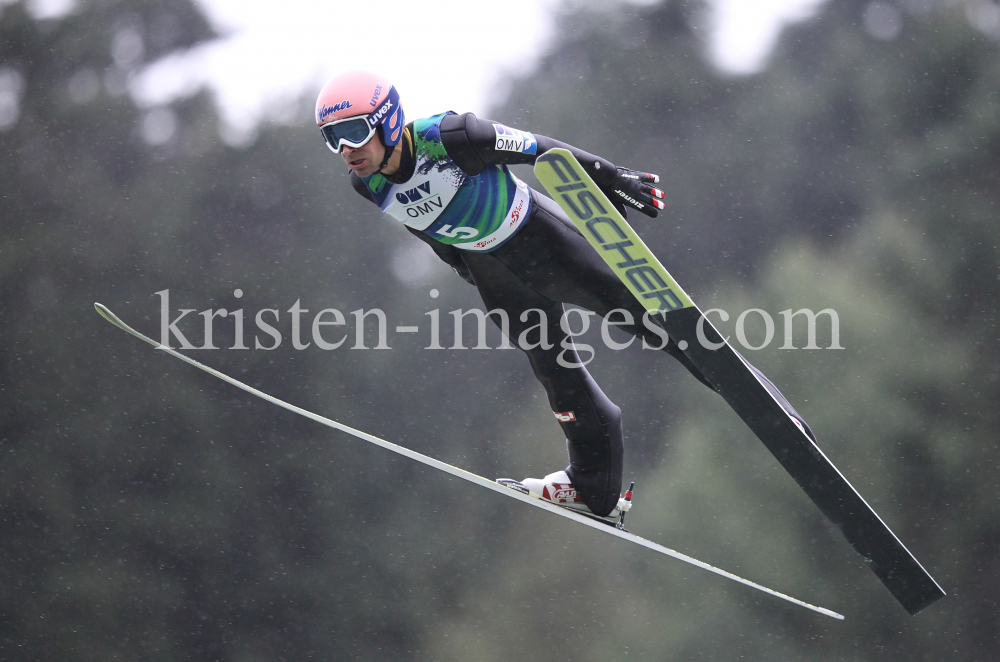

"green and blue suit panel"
[362, 113, 532, 252]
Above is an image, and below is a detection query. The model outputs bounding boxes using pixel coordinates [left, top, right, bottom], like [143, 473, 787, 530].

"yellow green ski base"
[532, 149, 693, 313]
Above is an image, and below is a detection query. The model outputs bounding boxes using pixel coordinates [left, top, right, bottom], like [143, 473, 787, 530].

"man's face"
[340, 134, 385, 178]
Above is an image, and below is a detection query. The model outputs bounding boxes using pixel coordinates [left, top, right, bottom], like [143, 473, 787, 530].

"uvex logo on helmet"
[317, 100, 353, 123]
[367, 97, 395, 128]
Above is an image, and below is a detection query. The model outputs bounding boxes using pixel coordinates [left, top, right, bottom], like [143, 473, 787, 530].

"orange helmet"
[315, 71, 404, 154]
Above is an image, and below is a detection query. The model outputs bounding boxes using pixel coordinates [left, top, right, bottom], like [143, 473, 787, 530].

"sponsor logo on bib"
[393, 181, 444, 218]
[493, 123, 538, 154]
[508, 198, 525, 226]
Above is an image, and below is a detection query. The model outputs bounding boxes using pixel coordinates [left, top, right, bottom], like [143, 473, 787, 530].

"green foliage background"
[1, 0, 997, 659]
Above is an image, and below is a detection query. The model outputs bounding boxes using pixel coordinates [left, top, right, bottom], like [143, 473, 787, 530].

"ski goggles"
[320, 115, 376, 154]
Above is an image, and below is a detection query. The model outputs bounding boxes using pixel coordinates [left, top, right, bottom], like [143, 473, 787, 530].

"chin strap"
[377, 126, 412, 176]
[377, 144, 395, 173]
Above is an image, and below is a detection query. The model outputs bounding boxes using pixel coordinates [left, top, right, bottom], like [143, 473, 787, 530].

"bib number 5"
[436, 225, 479, 239]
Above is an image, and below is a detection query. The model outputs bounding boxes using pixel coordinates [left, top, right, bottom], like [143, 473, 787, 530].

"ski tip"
[94, 302, 117, 323]
[94, 303, 150, 344]
[94, 302, 127, 329]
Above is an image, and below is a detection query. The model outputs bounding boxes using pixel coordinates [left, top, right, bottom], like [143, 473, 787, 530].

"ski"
[534, 148, 945, 615]
[94, 302, 843, 620]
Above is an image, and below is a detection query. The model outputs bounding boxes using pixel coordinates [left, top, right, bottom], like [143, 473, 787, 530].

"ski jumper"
[350, 112, 814, 517]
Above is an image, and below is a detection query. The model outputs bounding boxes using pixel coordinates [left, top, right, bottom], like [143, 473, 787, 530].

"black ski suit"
[350, 112, 813, 516]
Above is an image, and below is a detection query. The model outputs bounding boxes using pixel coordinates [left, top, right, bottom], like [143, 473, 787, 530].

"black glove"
[611, 167, 665, 218]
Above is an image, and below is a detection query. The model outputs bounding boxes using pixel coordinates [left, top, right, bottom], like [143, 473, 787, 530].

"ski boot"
[497, 470, 634, 530]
